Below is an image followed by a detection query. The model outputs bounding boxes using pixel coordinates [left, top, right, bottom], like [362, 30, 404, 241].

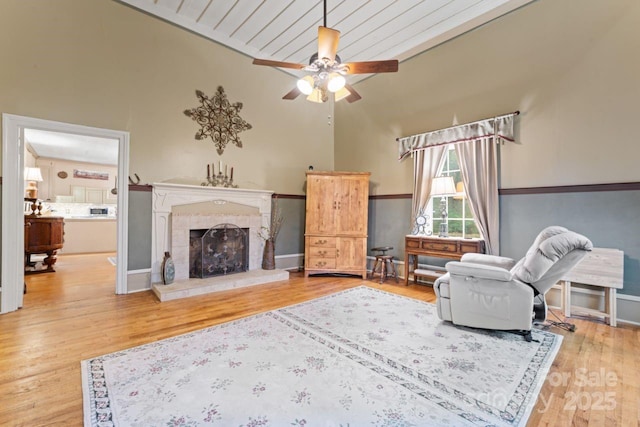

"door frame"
[1, 114, 129, 313]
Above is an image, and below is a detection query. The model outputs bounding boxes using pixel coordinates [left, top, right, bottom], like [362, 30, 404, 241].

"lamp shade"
[454, 181, 466, 200]
[24, 167, 43, 182]
[430, 176, 456, 196]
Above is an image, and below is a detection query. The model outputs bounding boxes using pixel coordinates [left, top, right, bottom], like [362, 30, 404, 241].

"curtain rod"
[395, 110, 520, 142]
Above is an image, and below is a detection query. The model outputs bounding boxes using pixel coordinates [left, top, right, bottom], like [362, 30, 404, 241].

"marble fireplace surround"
[151, 183, 288, 301]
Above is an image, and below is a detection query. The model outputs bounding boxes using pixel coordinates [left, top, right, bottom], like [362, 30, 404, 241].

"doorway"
[2, 114, 129, 314]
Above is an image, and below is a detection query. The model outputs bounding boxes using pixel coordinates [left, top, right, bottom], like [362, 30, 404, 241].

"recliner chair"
[433, 226, 592, 341]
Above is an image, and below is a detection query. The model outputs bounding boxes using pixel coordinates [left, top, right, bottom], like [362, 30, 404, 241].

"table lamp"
[24, 167, 43, 199]
[430, 176, 456, 237]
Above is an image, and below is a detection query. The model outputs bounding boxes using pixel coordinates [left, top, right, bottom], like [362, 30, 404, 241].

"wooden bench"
[560, 247, 624, 327]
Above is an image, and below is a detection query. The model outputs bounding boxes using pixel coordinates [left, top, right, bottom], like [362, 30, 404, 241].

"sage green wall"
[367, 198, 412, 260]
[500, 190, 640, 296]
[0, 0, 334, 193]
[273, 198, 305, 257]
[128, 190, 152, 271]
[334, 0, 640, 194]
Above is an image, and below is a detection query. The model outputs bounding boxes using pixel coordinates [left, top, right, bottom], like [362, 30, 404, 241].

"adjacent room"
[1, 0, 638, 425]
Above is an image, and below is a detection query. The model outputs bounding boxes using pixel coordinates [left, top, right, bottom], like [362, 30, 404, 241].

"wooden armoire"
[304, 171, 370, 279]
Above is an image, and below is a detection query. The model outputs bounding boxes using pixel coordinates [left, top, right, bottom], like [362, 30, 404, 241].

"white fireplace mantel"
[151, 183, 273, 284]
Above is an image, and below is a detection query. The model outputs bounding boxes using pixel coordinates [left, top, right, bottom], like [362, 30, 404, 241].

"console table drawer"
[404, 235, 485, 285]
[421, 241, 457, 252]
[461, 240, 486, 254]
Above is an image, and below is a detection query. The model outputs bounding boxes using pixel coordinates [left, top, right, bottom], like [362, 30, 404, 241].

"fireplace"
[189, 224, 249, 278]
[151, 183, 289, 301]
[151, 183, 274, 283]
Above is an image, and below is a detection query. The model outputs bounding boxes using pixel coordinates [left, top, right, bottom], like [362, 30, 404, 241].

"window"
[431, 147, 480, 238]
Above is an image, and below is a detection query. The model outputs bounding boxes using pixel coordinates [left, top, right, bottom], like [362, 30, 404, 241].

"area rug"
[81, 286, 562, 426]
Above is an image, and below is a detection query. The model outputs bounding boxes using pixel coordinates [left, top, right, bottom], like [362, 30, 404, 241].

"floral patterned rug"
[82, 286, 561, 426]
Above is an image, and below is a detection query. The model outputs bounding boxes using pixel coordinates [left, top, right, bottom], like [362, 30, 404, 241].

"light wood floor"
[1, 253, 638, 426]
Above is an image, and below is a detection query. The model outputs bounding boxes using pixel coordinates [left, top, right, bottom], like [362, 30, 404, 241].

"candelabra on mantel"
[202, 161, 238, 188]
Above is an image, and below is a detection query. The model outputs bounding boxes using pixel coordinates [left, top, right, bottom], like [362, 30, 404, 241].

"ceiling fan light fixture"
[327, 73, 346, 92]
[297, 75, 314, 95]
[251, 0, 397, 103]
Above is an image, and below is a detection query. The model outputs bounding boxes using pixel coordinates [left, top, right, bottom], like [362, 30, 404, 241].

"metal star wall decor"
[183, 86, 252, 155]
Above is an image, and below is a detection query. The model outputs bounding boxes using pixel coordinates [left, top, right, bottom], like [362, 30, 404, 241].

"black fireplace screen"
[189, 224, 249, 278]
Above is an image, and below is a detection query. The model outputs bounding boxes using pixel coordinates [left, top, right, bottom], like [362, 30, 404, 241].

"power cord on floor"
[538, 309, 577, 333]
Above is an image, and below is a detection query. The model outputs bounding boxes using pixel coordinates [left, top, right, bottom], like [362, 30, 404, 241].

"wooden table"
[404, 235, 485, 285]
[560, 247, 624, 327]
[25, 215, 65, 274]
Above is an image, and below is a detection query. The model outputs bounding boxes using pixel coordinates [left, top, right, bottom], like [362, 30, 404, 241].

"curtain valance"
[397, 111, 518, 160]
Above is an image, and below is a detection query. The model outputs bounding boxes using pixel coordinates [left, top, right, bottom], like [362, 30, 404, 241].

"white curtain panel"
[455, 139, 500, 254]
[411, 147, 447, 234]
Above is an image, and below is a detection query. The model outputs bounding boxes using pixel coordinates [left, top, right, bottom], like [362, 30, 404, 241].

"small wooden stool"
[370, 246, 399, 284]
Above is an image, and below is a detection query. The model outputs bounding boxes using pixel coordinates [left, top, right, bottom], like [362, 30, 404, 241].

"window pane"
[448, 197, 463, 219]
[464, 220, 480, 238]
[448, 150, 459, 170]
[448, 219, 463, 237]
[464, 200, 474, 217]
[430, 148, 479, 240]
[432, 219, 442, 235]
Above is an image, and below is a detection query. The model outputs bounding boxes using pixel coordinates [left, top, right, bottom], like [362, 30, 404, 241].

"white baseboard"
[275, 253, 304, 271]
[127, 269, 151, 293]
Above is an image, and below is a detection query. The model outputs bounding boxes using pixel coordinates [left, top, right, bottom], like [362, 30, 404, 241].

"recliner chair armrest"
[446, 261, 514, 282]
[459, 253, 517, 270]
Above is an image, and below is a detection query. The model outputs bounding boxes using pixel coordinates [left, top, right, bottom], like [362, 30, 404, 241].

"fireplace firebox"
[189, 224, 249, 278]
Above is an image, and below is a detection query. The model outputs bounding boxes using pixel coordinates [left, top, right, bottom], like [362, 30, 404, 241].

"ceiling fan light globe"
[327, 73, 346, 92]
[297, 76, 314, 95]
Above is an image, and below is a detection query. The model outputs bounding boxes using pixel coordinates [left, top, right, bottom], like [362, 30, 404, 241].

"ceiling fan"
[252, 1, 398, 103]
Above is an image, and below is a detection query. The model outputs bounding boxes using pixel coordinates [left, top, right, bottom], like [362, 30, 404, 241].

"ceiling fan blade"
[252, 58, 305, 70]
[282, 87, 302, 100]
[344, 84, 362, 103]
[343, 60, 399, 74]
[317, 26, 340, 62]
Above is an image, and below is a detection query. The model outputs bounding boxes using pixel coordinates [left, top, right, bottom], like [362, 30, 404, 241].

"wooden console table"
[560, 247, 624, 327]
[25, 215, 65, 274]
[404, 235, 485, 285]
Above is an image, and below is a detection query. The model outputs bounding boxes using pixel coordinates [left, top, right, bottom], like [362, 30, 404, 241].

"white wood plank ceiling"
[117, 0, 535, 80]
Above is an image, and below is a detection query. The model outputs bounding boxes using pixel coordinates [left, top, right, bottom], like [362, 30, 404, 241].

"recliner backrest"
[511, 226, 593, 295]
